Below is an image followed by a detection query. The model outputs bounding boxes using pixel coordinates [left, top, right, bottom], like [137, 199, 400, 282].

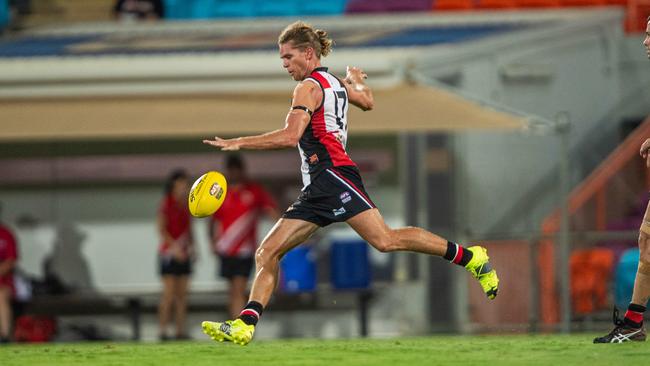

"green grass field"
[2, 335, 650, 366]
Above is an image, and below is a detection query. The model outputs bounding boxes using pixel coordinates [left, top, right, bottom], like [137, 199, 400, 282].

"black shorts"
[160, 256, 192, 276]
[283, 165, 376, 227]
[219, 256, 254, 279]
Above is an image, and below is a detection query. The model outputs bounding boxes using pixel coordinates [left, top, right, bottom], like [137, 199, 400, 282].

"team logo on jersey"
[332, 207, 346, 216]
[340, 191, 351, 204]
[309, 154, 319, 165]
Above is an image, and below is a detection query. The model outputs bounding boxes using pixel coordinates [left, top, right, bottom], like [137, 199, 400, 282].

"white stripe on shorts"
[326, 169, 373, 209]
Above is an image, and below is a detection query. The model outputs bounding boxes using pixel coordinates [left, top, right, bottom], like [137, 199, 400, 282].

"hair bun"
[315, 28, 333, 57]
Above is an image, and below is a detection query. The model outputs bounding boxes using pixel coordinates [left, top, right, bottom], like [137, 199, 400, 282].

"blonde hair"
[278, 21, 333, 58]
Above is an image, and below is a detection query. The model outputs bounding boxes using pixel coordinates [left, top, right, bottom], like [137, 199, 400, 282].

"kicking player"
[594, 18, 650, 343]
[201, 21, 499, 345]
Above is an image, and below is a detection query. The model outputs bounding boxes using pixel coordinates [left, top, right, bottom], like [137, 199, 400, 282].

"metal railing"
[468, 229, 639, 333]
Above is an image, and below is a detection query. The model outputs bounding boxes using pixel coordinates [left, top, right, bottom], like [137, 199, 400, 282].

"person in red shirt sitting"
[157, 169, 194, 341]
[0, 203, 18, 343]
[210, 155, 279, 319]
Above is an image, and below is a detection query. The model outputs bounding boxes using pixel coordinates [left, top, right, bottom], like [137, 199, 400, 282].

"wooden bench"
[19, 286, 379, 340]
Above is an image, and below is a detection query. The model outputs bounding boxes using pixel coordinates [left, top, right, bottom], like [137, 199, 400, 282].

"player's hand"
[203, 136, 241, 151]
[641, 138, 650, 167]
[344, 66, 367, 85]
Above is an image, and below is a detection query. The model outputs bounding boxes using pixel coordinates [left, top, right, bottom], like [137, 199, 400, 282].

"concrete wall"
[0, 184, 404, 294]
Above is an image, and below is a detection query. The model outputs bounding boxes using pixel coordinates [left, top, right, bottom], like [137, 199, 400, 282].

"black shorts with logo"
[160, 256, 192, 276]
[283, 165, 376, 227]
[219, 256, 255, 279]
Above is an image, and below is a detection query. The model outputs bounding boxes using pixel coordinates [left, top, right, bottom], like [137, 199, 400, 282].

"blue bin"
[615, 248, 649, 308]
[330, 240, 370, 289]
[280, 246, 316, 293]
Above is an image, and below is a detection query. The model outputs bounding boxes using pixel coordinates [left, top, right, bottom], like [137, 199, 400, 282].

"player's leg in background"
[158, 275, 175, 340]
[627, 203, 650, 323]
[249, 218, 319, 307]
[0, 286, 11, 341]
[173, 275, 190, 338]
[593, 204, 650, 343]
[632, 204, 650, 305]
[347, 208, 498, 299]
[228, 275, 248, 319]
[202, 218, 319, 345]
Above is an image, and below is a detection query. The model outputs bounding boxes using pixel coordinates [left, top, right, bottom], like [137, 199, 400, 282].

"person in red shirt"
[157, 169, 194, 341]
[0, 203, 18, 343]
[211, 155, 279, 319]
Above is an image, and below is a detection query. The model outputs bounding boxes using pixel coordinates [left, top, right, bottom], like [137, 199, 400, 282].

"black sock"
[624, 303, 646, 328]
[238, 301, 264, 326]
[443, 241, 473, 267]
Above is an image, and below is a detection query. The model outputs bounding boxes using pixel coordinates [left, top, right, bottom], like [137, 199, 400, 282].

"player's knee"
[255, 245, 279, 267]
[255, 247, 267, 265]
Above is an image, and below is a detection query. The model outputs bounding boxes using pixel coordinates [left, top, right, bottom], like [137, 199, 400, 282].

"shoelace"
[605, 307, 626, 338]
[219, 322, 233, 335]
[469, 262, 493, 278]
[612, 307, 625, 327]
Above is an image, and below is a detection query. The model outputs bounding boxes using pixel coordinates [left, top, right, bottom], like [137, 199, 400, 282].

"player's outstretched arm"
[344, 66, 374, 111]
[203, 82, 319, 151]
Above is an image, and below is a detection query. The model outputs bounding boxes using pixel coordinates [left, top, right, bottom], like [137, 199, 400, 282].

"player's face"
[279, 42, 312, 81]
[644, 21, 650, 59]
[226, 166, 244, 185]
[172, 178, 189, 200]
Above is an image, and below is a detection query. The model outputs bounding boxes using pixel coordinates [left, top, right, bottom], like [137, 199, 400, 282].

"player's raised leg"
[346, 208, 498, 299]
[202, 218, 319, 345]
[594, 204, 650, 343]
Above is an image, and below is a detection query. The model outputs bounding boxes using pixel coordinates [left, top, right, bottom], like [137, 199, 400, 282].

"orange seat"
[515, 0, 561, 7]
[570, 248, 615, 315]
[432, 0, 474, 10]
[476, 0, 518, 8]
[561, 0, 607, 5]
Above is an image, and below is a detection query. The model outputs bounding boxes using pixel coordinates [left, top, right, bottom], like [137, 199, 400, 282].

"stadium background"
[0, 0, 650, 347]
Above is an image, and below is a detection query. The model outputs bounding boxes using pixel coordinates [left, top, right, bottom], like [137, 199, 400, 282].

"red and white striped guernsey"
[211, 183, 276, 258]
[298, 67, 356, 188]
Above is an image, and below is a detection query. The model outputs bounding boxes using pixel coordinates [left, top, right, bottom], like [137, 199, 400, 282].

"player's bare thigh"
[256, 218, 319, 260]
[345, 208, 392, 250]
